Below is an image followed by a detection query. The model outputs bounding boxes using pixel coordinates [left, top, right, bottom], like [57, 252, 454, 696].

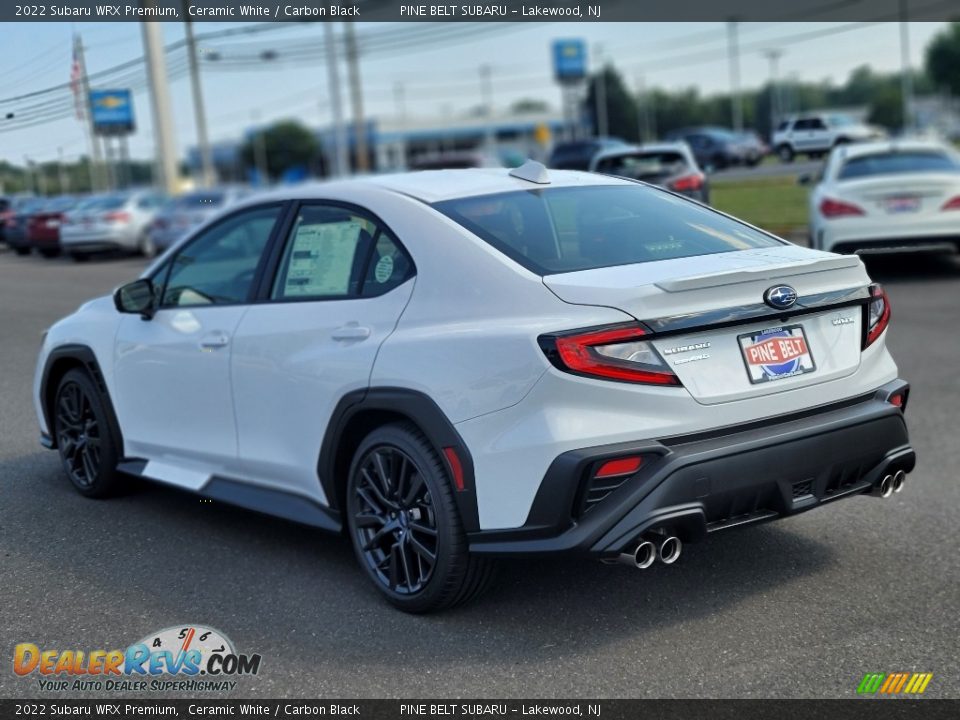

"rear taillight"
[940, 196, 960, 211]
[541, 323, 680, 386]
[819, 197, 865, 218]
[104, 211, 131, 224]
[864, 284, 891, 348]
[669, 172, 705, 192]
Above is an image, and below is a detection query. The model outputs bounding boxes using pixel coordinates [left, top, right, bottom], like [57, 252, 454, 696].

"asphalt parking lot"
[1, 248, 958, 699]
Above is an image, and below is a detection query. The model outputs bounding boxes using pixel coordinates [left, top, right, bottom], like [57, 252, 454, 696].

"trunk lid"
[835, 174, 960, 217]
[543, 245, 872, 404]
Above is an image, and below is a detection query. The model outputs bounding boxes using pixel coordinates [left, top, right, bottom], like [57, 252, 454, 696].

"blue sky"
[0, 21, 947, 164]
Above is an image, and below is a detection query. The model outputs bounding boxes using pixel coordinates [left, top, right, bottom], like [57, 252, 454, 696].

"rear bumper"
[468, 379, 913, 557]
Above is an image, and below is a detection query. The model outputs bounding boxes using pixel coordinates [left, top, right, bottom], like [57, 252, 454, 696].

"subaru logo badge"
[764, 285, 798, 310]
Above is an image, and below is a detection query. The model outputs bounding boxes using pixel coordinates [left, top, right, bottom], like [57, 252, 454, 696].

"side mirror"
[114, 279, 156, 319]
[797, 173, 813, 186]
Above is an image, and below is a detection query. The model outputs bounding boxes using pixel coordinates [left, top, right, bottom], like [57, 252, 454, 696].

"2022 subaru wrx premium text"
[34, 162, 915, 612]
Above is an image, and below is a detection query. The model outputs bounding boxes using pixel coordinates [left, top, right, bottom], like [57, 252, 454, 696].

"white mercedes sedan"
[807, 139, 960, 254]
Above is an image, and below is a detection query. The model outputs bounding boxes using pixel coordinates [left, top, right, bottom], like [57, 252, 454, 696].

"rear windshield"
[433, 184, 781, 275]
[594, 152, 689, 178]
[838, 151, 960, 180]
[89, 194, 129, 211]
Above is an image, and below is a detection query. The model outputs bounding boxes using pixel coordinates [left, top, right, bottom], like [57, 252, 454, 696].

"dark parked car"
[28, 195, 78, 258]
[664, 127, 749, 171]
[4, 197, 47, 255]
[547, 137, 628, 170]
[0, 196, 10, 245]
[589, 142, 710, 204]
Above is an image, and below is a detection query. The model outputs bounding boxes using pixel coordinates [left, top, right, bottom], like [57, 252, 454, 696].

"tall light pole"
[343, 22, 368, 173]
[479, 64, 495, 151]
[594, 43, 608, 137]
[324, 23, 349, 177]
[763, 49, 783, 138]
[251, 110, 269, 185]
[141, 21, 180, 194]
[74, 34, 105, 191]
[727, 20, 743, 132]
[899, 0, 914, 133]
[182, 1, 215, 187]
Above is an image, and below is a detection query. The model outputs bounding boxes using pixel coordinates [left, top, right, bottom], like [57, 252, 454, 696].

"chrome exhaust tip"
[879, 474, 894, 498]
[617, 540, 656, 569]
[657, 535, 682, 565]
[892, 469, 906, 493]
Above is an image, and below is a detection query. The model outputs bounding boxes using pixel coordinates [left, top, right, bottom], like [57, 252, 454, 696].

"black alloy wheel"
[54, 369, 122, 497]
[346, 422, 495, 612]
[352, 445, 439, 594]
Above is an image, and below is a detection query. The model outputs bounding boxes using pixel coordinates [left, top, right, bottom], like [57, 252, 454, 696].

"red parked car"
[28, 196, 78, 258]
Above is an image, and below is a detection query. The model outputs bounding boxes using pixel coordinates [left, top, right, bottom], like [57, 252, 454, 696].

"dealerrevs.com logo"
[13, 625, 262, 693]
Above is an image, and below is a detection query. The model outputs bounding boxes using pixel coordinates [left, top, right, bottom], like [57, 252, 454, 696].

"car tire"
[39, 249, 61, 259]
[346, 421, 495, 613]
[139, 234, 157, 259]
[14, 246, 30, 256]
[53, 369, 123, 498]
[70, 252, 91, 263]
[777, 144, 795, 163]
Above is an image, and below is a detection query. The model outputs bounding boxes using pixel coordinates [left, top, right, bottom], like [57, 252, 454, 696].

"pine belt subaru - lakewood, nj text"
[34, 161, 914, 612]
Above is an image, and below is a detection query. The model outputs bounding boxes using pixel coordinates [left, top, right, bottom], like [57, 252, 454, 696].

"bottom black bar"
[0, 699, 957, 720]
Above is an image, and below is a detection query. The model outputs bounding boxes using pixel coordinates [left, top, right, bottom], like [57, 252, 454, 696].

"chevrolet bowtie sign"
[89, 89, 135, 136]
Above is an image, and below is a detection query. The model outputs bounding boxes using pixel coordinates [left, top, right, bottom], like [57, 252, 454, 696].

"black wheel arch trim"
[318, 387, 480, 532]
[39, 344, 123, 455]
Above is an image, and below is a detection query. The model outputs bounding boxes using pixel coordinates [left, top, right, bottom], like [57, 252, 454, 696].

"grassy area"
[710, 175, 810, 237]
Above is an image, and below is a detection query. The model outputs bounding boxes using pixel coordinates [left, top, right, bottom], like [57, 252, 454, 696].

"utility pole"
[635, 74, 646, 143]
[479, 64, 495, 152]
[183, 2, 215, 187]
[727, 20, 743, 132]
[23, 156, 34, 195]
[324, 23, 349, 177]
[594, 44, 608, 137]
[57, 147, 69, 193]
[762, 49, 783, 138]
[251, 110, 269, 185]
[343, 22, 368, 173]
[899, 0, 914, 133]
[141, 21, 180, 194]
[74, 34, 104, 191]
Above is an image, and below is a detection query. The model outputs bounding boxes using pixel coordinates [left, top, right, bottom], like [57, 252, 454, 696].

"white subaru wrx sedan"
[34, 162, 914, 612]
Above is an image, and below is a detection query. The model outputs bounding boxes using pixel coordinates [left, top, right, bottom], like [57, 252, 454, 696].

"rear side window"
[433, 185, 781, 275]
[271, 204, 413, 300]
[594, 152, 688, 178]
[838, 151, 960, 180]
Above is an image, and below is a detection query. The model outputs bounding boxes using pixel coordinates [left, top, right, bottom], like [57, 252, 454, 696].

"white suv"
[34, 162, 914, 612]
[773, 113, 879, 162]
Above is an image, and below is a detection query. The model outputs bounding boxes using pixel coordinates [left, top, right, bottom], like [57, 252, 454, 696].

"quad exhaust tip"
[658, 535, 682, 565]
[893, 469, 906, 493]
[618, 539, 657, 569]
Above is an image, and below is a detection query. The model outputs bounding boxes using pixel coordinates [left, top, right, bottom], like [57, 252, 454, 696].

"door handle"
[199, 331, 230, 349]
[332, 324, 371, 341]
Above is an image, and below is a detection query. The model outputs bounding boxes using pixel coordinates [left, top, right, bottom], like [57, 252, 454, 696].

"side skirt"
[117, 458, 342, 533]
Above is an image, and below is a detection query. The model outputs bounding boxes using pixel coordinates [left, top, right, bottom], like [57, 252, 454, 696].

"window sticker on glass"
[283, 221, 362, 296]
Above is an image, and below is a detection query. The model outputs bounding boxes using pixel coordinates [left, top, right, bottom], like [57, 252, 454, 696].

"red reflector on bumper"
[443, 447, 466, 491]
[595, 456, 643, 478]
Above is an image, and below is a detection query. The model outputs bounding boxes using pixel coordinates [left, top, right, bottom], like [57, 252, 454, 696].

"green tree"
[240, 120, 318, 181]
[868, 87, 904, 130]
[585, 66, 639, 141]
[926, 22, 960, 95]
[510, 98, 550, 115]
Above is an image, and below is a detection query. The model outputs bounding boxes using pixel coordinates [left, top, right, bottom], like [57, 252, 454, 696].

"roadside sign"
[89, 89, 135, 135]
[552, 39, 587, 82]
